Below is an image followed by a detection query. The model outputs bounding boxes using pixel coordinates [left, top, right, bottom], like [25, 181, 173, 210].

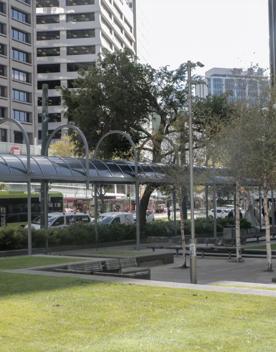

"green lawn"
[1, 257, 276, 351]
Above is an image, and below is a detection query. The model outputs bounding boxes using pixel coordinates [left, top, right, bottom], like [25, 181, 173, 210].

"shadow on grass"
[0, 271, 106, 298]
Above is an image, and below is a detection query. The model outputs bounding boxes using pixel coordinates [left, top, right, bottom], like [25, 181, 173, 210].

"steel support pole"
[259, 187, 262, 232]
[135, 181, 140, 250]
[172, 190, 177, 236]
[41, 84, 48, 232]
[213, 184, 217, 240]
[187, 61, 197, 284]
[272, 190, 275, 236]
[94, 184, 98, 249]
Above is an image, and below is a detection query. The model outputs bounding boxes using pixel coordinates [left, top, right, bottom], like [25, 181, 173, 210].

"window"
[12, 48, 31, 63]
[37, 80, 60, 89]
[37, 31, 60, 40]
[0, 64, 6, 77]
[0, 128, 7, 142]
[212, 78, 224, 96]
[36, 0, 59, 7]
[0, 107, 7, 118]
[37, 47, 60, 57]
[0, 85, 7, 97]
[11, 8, 30, 25]
[67, 29, 95, 39]
[17, 0, 31, 5]
[12, 89, 31, 103]
[37, 96, 61, 106]
[66, 13, 94, 22]
[67, 79, 77, 88]
[13, 109, 31, 123]
[67, 45, 95, 55]
[37, 64, 60, 73]
[37, 15, 59, 24]
[0, 2, 6, 14]
[14, 131, 23, 144]
[0, 43, 6, 56]
[38, 129, 61, 139]
[12, 68, 31, 83]
[0, 22, 6, 35]
[38, 112, 61, 123]
[66, 0, 94, 5]
[67, 62, 94, 72]
[12, 28, 31, 44]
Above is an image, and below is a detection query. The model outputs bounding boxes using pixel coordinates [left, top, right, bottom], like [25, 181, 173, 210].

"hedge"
[0, 217, 252, 251]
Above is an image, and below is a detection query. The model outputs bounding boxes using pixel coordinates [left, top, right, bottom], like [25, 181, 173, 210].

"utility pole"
[187, 61, 204, 284]
[40, 84, 49, 236]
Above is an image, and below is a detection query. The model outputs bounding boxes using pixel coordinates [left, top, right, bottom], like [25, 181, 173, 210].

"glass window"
[0, 64, 6, 77]
[12, 28, 31, 44]
[0, 128, 7, 142]
[38, 113, 61, 123]
[0, 85, 7, 97]
[12, 89, 31, 103]
[0, 107, 7, 118]
[36, 0, 59, 7]
[0, 22, 6, 35]
[37, 80, 60, 89]
[13, 109, 31, 123]
[0, 2, 6, 14]
[67, 29, 95, 39]
[66, 0, 94, 5]
[66, 13, 94, 22]
[212, 78, 224, 96]
[37, 64, 60, 73]
[37, 15, 60, 24]
[11, 8, 30, 24]
[67, 45, 95, 55]
[12, 48, 31, 63]
[12, 68, 30, 83]
[37, 96, 60, 106]
[37, 31, 60, 41]
[14, 131, 23, 144]
[37, 47, 60, 57]
[0, 43, 7, 56]
[67, 62, 94, 72]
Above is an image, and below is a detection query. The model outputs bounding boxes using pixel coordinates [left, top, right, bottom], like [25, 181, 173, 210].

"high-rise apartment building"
[36, 0, 136, 142]
[0, 0, 36, 145]
[197, 67, 269, 105]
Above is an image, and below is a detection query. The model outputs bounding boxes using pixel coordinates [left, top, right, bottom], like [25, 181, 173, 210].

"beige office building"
[0, 0, 36, 148]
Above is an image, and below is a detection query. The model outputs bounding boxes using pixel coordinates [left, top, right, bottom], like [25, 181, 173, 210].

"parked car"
[97, 212, 134, 225]
[208, 207, 230, 219]
[133, 210, 155, 223]
[27, 212, 92, 230]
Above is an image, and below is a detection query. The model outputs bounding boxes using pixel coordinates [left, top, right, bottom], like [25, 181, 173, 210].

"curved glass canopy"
[0, 155, 171, 184]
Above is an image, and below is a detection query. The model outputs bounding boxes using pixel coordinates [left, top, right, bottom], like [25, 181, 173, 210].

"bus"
[0, 191, 63, 225]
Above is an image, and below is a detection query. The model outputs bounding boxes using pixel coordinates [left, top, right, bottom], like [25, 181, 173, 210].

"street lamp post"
[187, 60, 204, 284]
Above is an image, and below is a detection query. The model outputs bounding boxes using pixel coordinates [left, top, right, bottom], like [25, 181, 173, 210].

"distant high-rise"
[36, 0, 136, 142]
[269, 0, 276, 86]
[197, 67, 269, 106]
[0, 0, 36, 146]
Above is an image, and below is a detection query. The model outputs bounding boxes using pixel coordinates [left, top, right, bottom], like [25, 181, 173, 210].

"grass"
[1, 257, 276, 351]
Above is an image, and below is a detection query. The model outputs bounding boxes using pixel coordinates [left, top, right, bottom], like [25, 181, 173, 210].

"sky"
[136, 0, 270, 75]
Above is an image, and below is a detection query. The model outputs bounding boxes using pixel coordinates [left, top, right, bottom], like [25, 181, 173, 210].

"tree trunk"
[139, 184, 156, 227]
[235, 181, 242, 262]
[178, 187, 188, 268]
[264, 184, 273, 271]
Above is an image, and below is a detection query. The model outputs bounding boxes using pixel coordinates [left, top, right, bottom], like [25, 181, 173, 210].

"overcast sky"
[136, 0, 270, 75]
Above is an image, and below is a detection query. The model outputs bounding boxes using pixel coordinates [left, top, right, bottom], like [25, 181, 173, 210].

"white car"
[133, 210, 155, 223]
[208, 208, 230, 219]
[27, 212, 92, 230]
[98, 212, 134, 225]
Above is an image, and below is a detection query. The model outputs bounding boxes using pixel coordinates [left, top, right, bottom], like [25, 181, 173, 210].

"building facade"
[0, 0, 36, 145]
[197, 67, 269, 105]
[36, 0, 136, 142]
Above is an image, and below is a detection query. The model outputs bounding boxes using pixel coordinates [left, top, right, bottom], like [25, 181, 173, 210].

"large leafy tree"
[63, 50, 200, 225]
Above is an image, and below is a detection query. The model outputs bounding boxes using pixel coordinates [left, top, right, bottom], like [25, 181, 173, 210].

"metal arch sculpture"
[0, 119, 32, 255]
[45, 124, 90, 184]
[93, 130, 141, 249]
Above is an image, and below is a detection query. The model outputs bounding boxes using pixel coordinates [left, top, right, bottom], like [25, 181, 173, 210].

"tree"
[210, 104, 276, 269]
[63, 50, 202, 225]
[48, 135, 77, 157]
